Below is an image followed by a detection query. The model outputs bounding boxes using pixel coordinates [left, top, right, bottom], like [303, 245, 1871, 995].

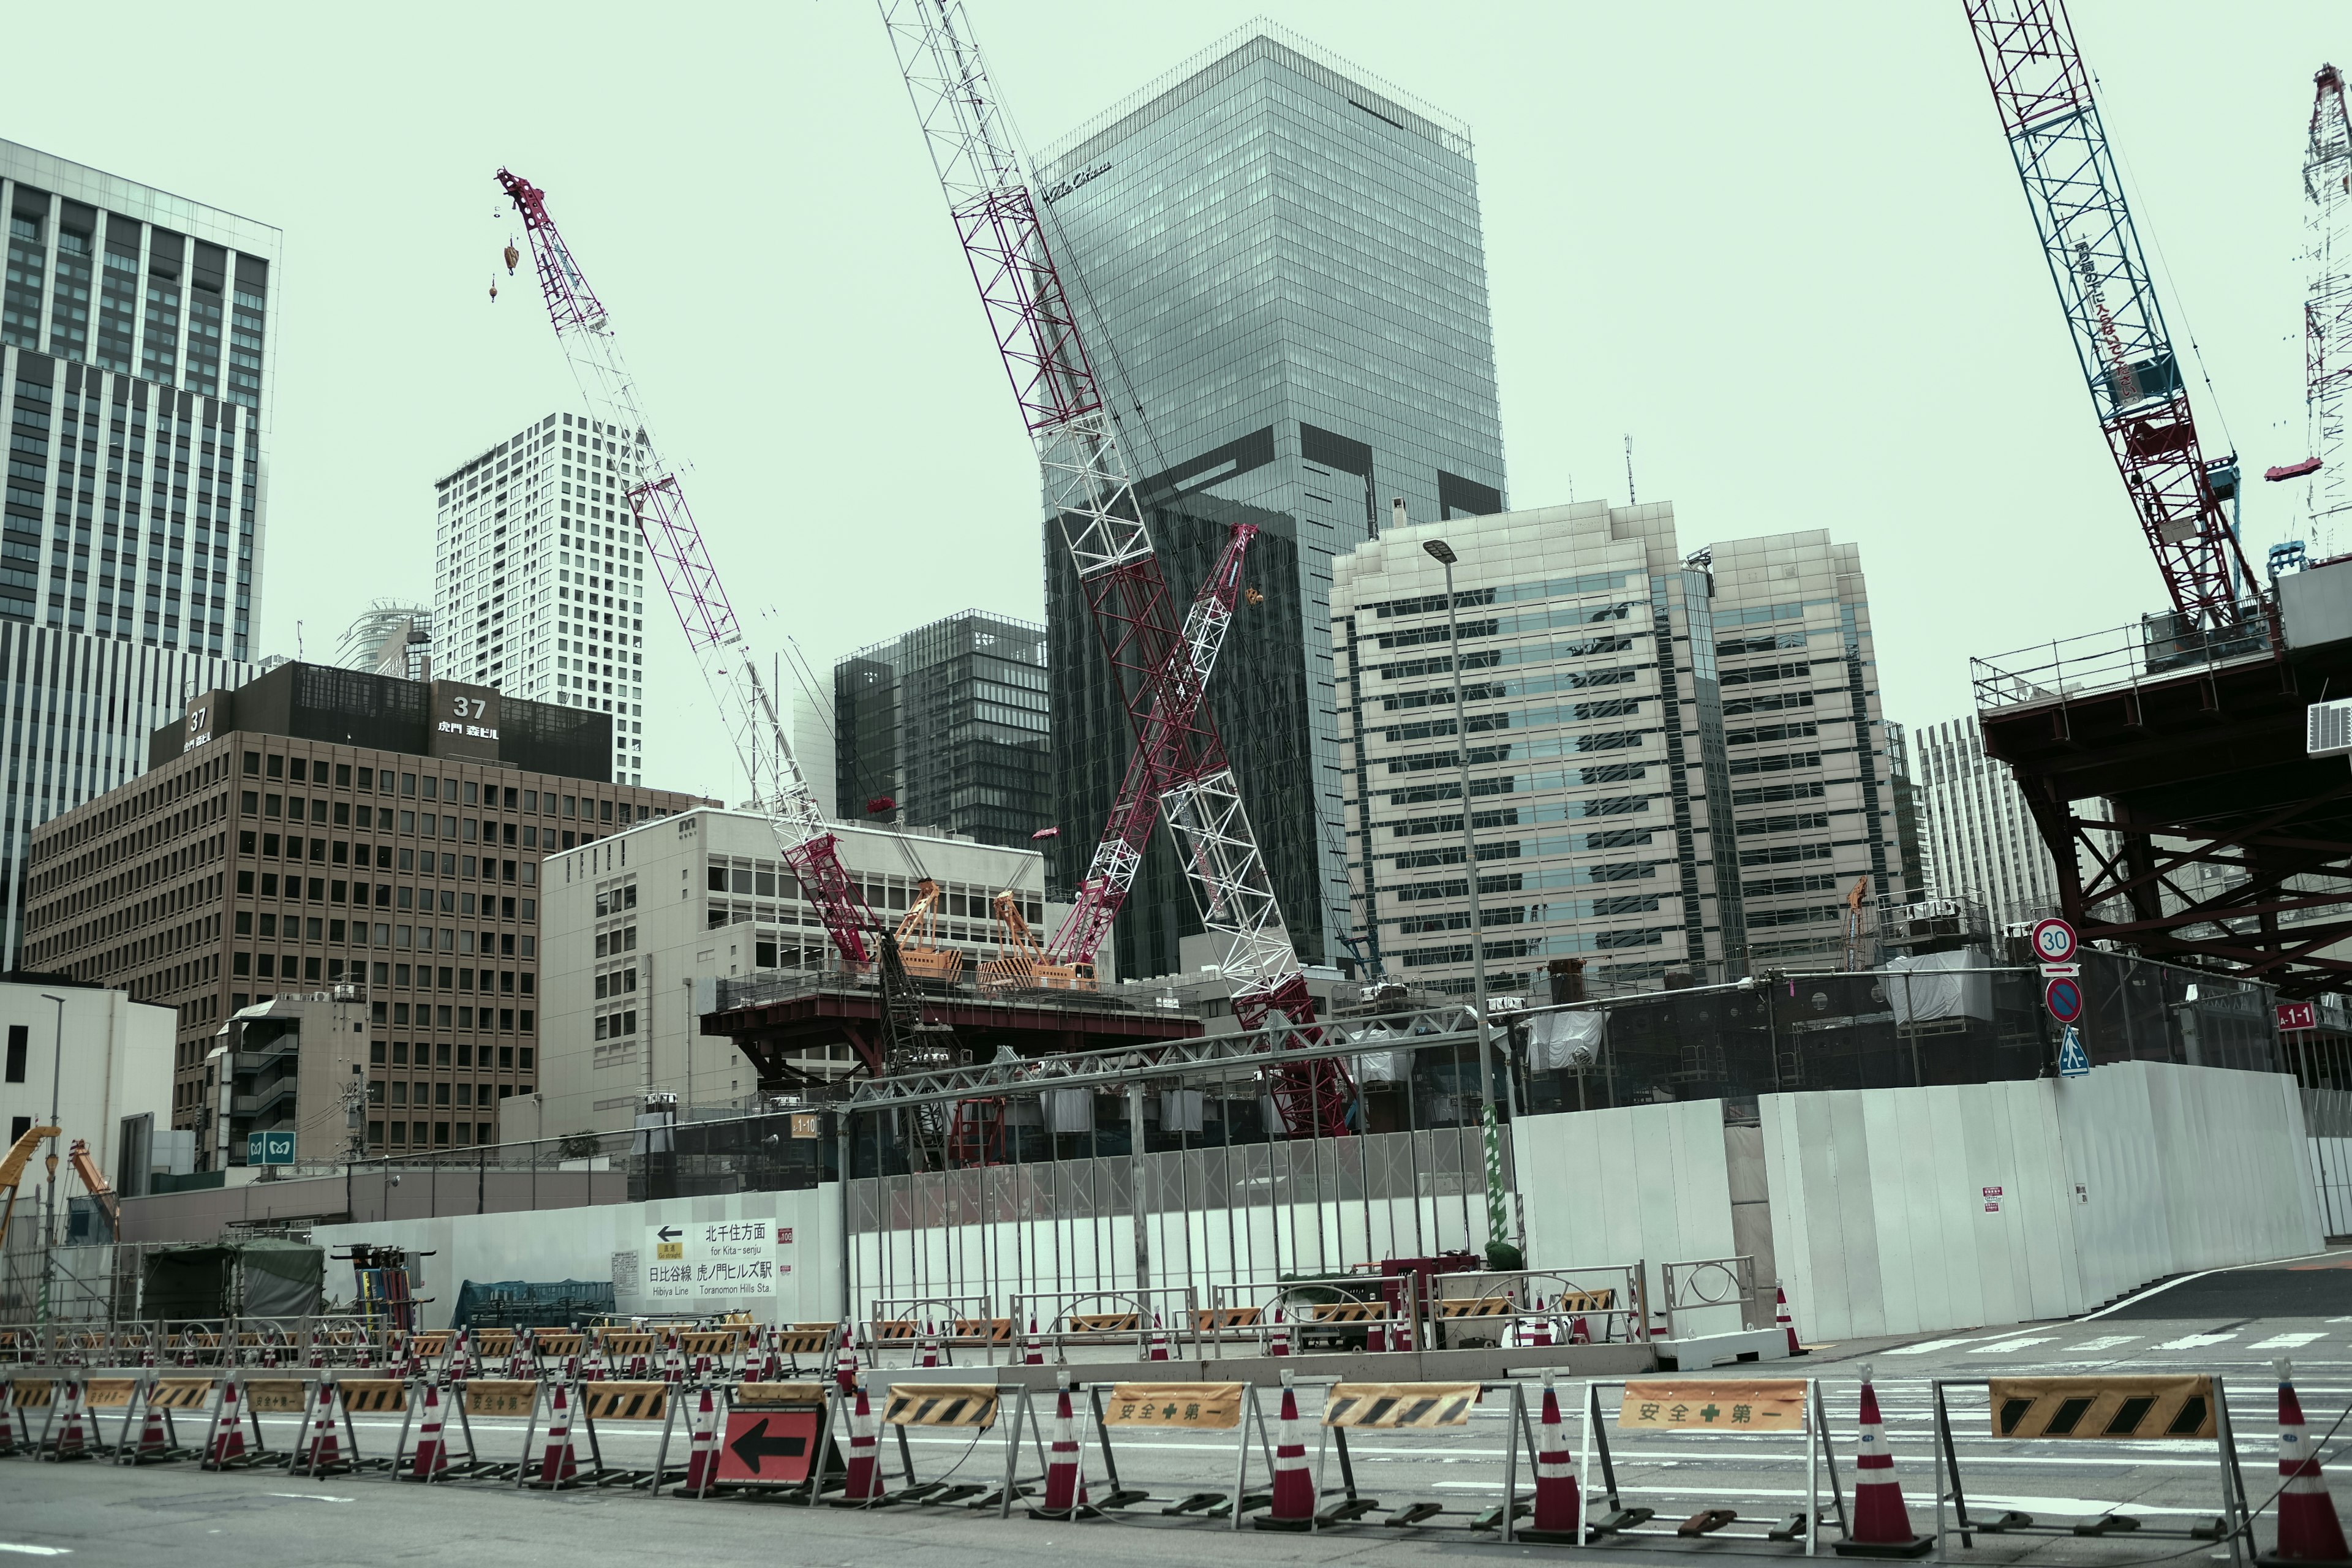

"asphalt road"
[2, 1250, 2344, 1567]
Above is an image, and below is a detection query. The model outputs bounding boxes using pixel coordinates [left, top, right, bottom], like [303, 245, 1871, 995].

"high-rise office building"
[432, 410, 648, 785]
[1912, 715, 2064, 927]
[834, 610, 1050, 848]
[1334, 501, 1744, 995]
[1033, 24, 1507, 978]
[337, 600, 434, 682]
[1701, 532, 1912, 965]
[0, 141, 275, 960]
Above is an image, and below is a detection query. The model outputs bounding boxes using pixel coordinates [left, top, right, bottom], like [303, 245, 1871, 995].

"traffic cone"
[204, 1379, 249, 1469]
[1777, 1287, 1806, 1357]
[1268, 1306, 1291, 1357]
[1257, 1371, 1315, 1531]
[584, 1336, 607, 1384]
[47, 1381, 91, 1461]
[510, 1329, 535, 1381]
[834, 1327, 860, 1394]
[0, 1387, 21, 1455]
[447, 1327, 473, 1383]
[127, 1393, 173, 1464]
[918, 1321, 940, 1370]
[1392, 1311, 1415, 1353]
[1147, 1316, 1171, 1362]
[1022, 1316, 1045, 1367]
[1569, 1314, 1591, 1346]
[1522, 1372, 1582, 1544]
[535, 1383, 580, 1487]
[1367, 1313, 1389, 1354]
[680, 1385, 718, 1496]
[662, 1330, 684, 1385]
[303, 1381, 347, 1474]
[409, 1382, 451, 1481]
[836, 1380, 885, 1504]
[2267, 1360, 2351, 1564]
[1031, 1375, 1094, 1520]
[1834, 1368, 1931, 1558]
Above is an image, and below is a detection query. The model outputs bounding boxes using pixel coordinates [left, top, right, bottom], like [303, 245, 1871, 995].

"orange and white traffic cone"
[204, 1378, 249, 1469]
[1523, 1371, 1582, 1544]
[1030, 1374, 1094, 1520]
[2268, 1360, 2351, 1563]
[1257, 1371, 1315, 1532]
[535, 1384, 580, 1487]
[126, 1390, 173, 1464]
[1022, 1316, 1045, 1367]
[917, 1321, 940, 1370]
[1777, 1286, 1805, 1357]
[47, 1381, 91, 1461]
[1392, 1311, 1415, 1353]
[1268, 1307, 1291, 1357]
[408, 1382, 451, 1481]
[1569, 1314, 1591, 1346]
[0, 1385, 22, 1456]
[1834, 1368, 1930, 1558]
[835, 1380, 885, 1505]
[680, 1385, 719, 1496]
[1147, 1316, 1171, 1362]
[302, 1381, 348, 1474]
[834, 1327, 860, 1394]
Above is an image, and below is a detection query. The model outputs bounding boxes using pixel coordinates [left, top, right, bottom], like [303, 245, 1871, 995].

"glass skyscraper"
[1033, 24, 1507, 979]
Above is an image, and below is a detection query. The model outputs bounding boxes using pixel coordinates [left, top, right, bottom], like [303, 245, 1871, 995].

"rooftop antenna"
[1624, 434, 1637, 505]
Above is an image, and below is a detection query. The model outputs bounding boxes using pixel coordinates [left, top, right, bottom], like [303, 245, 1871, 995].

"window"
[3, 1025, 25, 1084]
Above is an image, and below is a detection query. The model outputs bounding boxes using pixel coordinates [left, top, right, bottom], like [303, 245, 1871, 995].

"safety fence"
[0, 1360, 2328, 1563]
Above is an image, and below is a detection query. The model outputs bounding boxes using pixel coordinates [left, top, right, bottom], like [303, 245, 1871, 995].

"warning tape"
[1434, 1298, 1512, 1319]
[149, 1379, 217, 1409]
[952, 1317, 1012, 1344]
[534, 1333, 585, 1359]
[13, 1379, 57, 1408]
[881, 1384, 998, 1429]
[1191, 1307, 1262, 1332]
[581, 1382, 670, 1423]
[775, 1330, 831, 1356]
[1308, 1302, 1389, 1325]
[337, 1380, 409, 1413]
[1323, 1382, 1480, 1428]
[679, 1330, 742, 1358]
[1989, 1375, 2215, 1440]
[1068, 1313, 1141, 1335]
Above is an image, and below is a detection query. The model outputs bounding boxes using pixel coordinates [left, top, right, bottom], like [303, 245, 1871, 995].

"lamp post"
[36, 993, 63, 1327]
[1420, 540, 1518, 1259]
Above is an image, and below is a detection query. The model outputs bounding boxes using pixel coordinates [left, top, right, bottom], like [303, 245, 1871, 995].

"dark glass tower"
[833, 610, 1051, 850]
[1034, 25, 1507, 979]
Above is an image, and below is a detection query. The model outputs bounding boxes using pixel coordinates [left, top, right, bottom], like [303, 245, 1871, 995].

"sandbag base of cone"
[1513, 1529, 1589, 1547]
[1833, 1536, 1934, 1558]
[1253, 1515, 1315, 1533]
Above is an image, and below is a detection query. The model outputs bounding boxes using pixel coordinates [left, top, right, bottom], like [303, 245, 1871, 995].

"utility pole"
[37, 993, 63, 1328]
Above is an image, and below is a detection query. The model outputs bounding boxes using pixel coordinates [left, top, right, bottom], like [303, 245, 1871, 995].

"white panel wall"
[1762, 1063, 2321, 1341]
[311, 1184, 840, 1332]
[1515, 1099, 1739, 1330]
[2312, 1138, 2352, 1239]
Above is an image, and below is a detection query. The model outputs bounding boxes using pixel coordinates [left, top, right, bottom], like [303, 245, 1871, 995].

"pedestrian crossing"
[1880, 1325, 2352, 1364]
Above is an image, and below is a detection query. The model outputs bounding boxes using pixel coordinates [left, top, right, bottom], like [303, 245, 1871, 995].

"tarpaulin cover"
[140, 1239, 322, 1319]
[1524, 1009, 1607, 1069]
[1882, 948, 1995, 1025]
[451, 1278, 618, 1331]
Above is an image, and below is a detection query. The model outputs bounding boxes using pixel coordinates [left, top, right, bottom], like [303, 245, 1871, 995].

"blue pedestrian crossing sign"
[2057, 1026, 2090, 1079]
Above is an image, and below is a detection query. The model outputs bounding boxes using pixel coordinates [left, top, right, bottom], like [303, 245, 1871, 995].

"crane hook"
[489, 276, 499, 303]
[504, 241, 519, 276]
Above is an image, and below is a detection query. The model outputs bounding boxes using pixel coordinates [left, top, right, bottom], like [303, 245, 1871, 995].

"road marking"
[1967, 1336, 2059, 1354]
[2062, 1335, 2140, 1353]
[0, 1549, 70, 1558]
[2251, 1333, 2328, 1351]
[264, 1494, 353, 1503]
[1883, 1335, 2000, 1355]
[2155, 1332, 2237, 1350]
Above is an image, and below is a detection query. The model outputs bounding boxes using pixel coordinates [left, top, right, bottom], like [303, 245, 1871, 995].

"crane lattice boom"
[877, 0, 1351, 1136]
[2307, 64, 2352, 534]
[1964, 1, 2257, 629]
[499, 170, 878, 969]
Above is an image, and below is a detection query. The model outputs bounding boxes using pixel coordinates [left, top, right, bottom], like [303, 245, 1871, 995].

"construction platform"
[1973, 571, 2352, 997]
[700, 971, 1204, 1091]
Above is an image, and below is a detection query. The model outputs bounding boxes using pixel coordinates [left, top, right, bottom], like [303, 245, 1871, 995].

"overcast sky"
[5, 2, 2342, 803]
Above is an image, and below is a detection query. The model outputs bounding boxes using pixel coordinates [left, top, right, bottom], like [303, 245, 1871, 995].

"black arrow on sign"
[727, 1418, 807, 1474]
[657, 1226, 682, 1243]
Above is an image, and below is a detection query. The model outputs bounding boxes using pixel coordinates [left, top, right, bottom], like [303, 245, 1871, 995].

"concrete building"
[203, 989, 372, 1172]
[526, 807, 1071, 1140]
[432, 410, 648, 785]
[1911, 715, 2064, 928]
[336, 601, 433, 682]
[833, 609, 1050, 848]
[17, 660, 713, 1164]
[1700, 531, 1912, 967]
[0, 141, 277, 960]
[1333, 500, 1743, 997]
[0, 975, 173, 1195]
[1035, 24, 1508, 978]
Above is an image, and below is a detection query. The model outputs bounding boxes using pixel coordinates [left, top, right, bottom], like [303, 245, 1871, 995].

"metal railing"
[1971, 607, 2277, 713]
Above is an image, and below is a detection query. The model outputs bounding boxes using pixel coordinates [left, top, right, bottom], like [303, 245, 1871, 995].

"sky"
[4, 2, 2343, 805]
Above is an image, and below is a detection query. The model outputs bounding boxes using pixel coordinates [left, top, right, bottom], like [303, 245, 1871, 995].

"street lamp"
[1418, 538, 1520, 1254]
[36, 993, 62, 1327]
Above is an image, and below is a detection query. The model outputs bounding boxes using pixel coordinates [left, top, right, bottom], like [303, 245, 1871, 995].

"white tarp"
[1523, 1009, 1606, 1070]
[1880, 948, 1994, 1024]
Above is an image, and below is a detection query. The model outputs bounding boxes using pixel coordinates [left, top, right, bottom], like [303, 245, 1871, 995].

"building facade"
[1333, 500, 1744, 997]
[1033, 25, 1508, 975]
[18, 661, 711, 1164]
[0, 141, 277, 960]
[1911, 715, 2064, 928]
[337, 601, 434, 682]
[1700, 531, 1912, 966]
[529, 808, 1065, 1139]
[432, 410, 648, 785]
[0, 976, 173, 1191]
[833, 610, 1049, 847]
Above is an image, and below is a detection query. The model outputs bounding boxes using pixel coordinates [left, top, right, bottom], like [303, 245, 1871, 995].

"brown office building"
[18, 662, 712, 1162]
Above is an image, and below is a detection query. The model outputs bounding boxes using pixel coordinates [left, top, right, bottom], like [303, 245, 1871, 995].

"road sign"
[2044, 975, 2085, 1025]
[2029, 916, 2078, 965]
[245, 1130, 295, 1166]
[644, 1218, 780, 1302]
[2058, 1025, 2090, 1078]
[2278, 1000, 2319, 1032]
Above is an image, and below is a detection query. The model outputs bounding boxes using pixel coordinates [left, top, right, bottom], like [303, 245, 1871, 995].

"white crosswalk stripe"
[1968, 1336, 2059, 1354]
[2249, 1332, 2326, 1351]
[2064, 1335, 2141, 1353]
[2154, 1332, 2237, 1350]
[1884, 1335, 1999, 1355]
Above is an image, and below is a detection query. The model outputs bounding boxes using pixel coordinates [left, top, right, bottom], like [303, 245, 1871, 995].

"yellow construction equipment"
[67, 1139, 118, 1238]
[0, 1123, 61, 1250]
[979, 890, 1095, 994]
[1841, 875, 1873, 971]
[894, 878, 965, 985]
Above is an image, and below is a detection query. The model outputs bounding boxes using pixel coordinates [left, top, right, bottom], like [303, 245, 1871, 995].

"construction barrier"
[1930, 1375, 2253, 1555]
[1568, 1378, 1845, 1551]
[677, 1381, 843, 1501]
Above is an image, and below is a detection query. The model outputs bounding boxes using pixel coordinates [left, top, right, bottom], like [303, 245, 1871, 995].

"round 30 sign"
[2029, 916, 2078, 966]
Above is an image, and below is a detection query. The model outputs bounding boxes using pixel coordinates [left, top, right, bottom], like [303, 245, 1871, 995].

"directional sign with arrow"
[645, 1219, 781, 1301]
[718, 1407, 828, 1486]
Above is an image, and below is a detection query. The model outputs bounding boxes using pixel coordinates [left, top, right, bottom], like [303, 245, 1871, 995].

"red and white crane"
[876, 0, 1352, 1136]
[498, 170, 881, 971]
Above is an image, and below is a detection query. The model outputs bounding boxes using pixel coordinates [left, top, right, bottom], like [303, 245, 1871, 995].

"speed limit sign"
[2029, 916, 2078, 966]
